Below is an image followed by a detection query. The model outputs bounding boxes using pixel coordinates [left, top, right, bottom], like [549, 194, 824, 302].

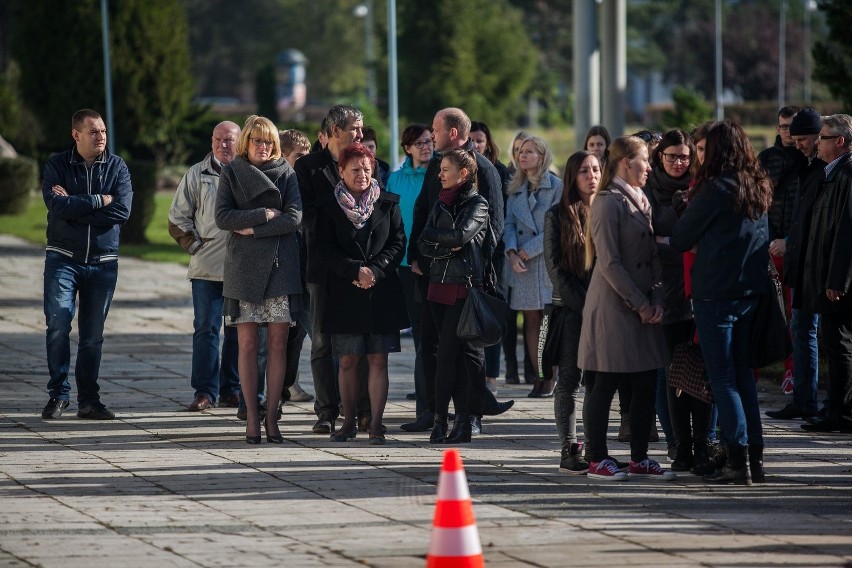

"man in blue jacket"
[41, 109, 133, 420]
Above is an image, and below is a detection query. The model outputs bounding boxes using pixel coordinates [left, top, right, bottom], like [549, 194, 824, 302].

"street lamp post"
[354, 1, 377, 105]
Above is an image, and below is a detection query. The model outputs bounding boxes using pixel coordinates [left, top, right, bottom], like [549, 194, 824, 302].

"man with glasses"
[798, 114, 852, 433]
[758, 106, 807, 393]
[169, 121, 243, 412]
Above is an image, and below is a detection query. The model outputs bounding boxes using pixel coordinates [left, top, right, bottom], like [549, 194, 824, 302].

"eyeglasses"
[251, 138, 274, 148]
[662, 153, 691, 164]
[413, 140, 434, 149]
[778, 124, 792, 131]
[819, 135, 840, 141]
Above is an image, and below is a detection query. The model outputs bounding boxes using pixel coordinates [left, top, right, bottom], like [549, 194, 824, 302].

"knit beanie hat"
[789, 108, 822, 135]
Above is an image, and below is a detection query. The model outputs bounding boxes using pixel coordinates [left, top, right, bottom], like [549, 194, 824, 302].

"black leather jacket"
[418, 182, 490, 286]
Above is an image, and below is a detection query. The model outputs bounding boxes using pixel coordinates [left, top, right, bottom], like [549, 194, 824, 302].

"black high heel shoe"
[265, 415, 283, 444]
[246, 418, 261, 444]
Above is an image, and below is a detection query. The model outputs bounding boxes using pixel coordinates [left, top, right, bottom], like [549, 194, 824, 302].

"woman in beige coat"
[578, 136, 672, 481]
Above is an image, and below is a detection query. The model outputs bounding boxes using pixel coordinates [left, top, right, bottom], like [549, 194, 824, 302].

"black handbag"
[749, 260, 793, 369]
[668, 341, 714, 403]
[456, 286, 509, 348]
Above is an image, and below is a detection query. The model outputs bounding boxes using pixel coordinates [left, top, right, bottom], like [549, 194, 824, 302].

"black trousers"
[553, 308, 584, 447]
[584, 369, 657, 462]
[821, 311, 852, 418]
[663, 320, 712, 450]
[428, 299, 480, 416]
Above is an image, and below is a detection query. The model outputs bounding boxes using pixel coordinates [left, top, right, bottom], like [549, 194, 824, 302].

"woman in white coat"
[504, 136, 563, 397]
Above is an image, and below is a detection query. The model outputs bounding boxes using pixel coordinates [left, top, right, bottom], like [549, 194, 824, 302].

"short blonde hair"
[237, 115, 282, 160]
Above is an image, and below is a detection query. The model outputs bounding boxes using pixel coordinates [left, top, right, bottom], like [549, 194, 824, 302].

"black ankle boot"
[704, 444, 751, 485]
[691, 443, 711, 476]
[445, 413, 472, 444]
[671, 439, 694, 472]
[430, 414, 448, 444]
[748, 444, 765, 483]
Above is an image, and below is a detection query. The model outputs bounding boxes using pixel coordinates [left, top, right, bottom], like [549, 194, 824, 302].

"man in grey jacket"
[169, 121, 242, 411]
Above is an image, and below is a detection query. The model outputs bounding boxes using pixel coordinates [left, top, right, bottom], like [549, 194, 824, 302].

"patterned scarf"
[334, 178, 380, 228]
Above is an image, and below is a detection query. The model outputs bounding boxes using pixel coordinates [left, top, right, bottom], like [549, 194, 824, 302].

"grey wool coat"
[503, 171, 563, 310]
[215, 156, 302, 304]
[578, 182, 669, 373]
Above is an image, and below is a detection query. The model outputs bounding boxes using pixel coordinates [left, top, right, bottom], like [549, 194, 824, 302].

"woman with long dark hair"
[671, 121, 772, 485]
[543, 151, 601, 472]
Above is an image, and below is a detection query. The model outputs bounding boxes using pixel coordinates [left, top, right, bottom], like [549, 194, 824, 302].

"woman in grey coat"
[504, 136, 563, 396]
[216, 115, 302, 445]
[578, 136, 673, 481]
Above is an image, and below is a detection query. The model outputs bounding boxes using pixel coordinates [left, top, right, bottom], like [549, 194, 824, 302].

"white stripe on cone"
[428, 525, 483, 557]
[436, 470, 471, 501]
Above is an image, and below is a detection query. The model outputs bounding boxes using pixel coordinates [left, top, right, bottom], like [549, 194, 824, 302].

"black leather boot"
[748, 444, 765, 483]
[445, 413, 472, 444]
[429, 414, 448, 444]
[691, 442, 711, 476]
[671, 438, 694, 472]
[704, 444, 751, 485]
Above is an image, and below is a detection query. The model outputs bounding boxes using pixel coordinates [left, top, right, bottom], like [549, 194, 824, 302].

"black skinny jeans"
[664, 320, 712, 451]
[584, 369, 657, 462]
[553, 308, 584, 448]
[429, 298, 479, 417]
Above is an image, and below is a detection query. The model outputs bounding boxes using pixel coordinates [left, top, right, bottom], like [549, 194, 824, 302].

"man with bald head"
[169, 121, 243, 411]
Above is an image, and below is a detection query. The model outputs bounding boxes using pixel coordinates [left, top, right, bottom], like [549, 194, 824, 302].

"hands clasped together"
[353, 266, 376, 290]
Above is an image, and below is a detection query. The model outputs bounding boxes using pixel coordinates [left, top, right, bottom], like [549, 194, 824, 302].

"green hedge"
[0, 156, 38, 215]
[123, 159, 158, 244]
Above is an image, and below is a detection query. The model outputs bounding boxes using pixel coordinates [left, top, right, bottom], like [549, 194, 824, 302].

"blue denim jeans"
[191, 279, 239, 402]
[44, 252, 118, 406]
[790, 308, 820, 415]
[693, 298, 763, 449]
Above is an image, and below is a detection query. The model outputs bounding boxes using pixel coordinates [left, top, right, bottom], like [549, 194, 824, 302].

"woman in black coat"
[216, 115, 302, 445]
[418, 149, 490, 444]
[315, 143, 408, 445]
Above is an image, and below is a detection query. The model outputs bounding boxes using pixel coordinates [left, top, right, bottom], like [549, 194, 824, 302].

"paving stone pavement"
[0, 234, 851, 567]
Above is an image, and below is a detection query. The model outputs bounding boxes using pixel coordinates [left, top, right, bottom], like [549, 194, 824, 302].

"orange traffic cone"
[426, 449, 484, 568]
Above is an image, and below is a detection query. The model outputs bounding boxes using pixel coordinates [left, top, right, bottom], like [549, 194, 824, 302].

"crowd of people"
[39, 104, 852, 485]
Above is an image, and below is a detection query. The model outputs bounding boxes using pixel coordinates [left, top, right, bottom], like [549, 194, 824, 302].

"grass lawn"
[0, 192, 188, 266]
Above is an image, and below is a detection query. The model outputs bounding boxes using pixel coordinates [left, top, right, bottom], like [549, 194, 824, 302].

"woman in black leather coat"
[418, 149, 490, 444]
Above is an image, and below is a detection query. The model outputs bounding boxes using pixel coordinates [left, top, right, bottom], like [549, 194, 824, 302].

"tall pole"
[715, 0, 724, 121]
[100, 0, 115, 153]
[387, 0, 399, 168]
[573, 0, 599, 147]
[803, 0, 813, 104]
[778, 0, 787, 109]
[600, 0, 626, 137]
[365, 0, 377, 105]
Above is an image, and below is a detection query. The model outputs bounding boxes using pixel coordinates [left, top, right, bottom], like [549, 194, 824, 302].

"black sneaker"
[559, 442, 589, 474]
[41, 398, 69, 419]
[312, 417, 335, 434]
[77, 403, 115, 420]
